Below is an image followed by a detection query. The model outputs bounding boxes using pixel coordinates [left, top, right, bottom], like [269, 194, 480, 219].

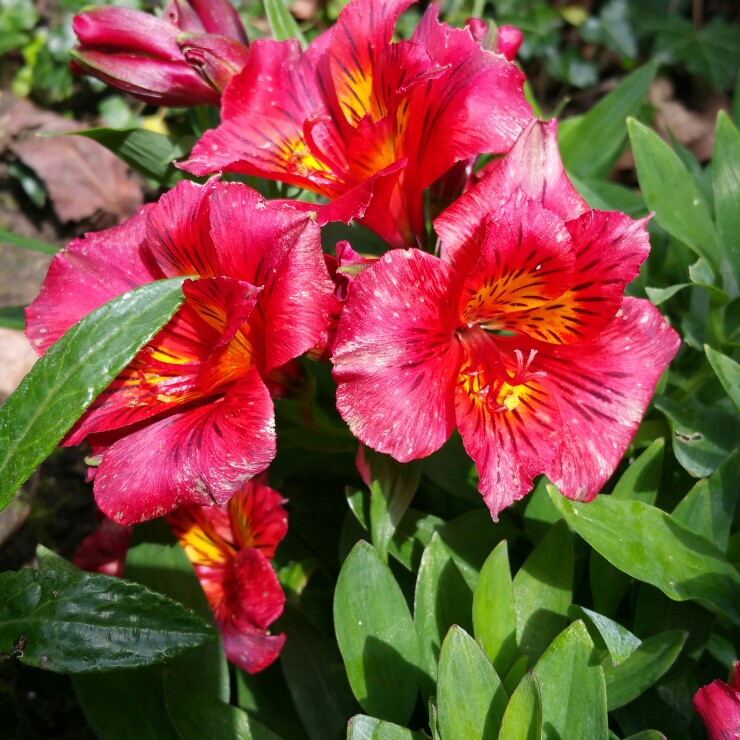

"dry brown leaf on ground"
[1, 94, 143, 223]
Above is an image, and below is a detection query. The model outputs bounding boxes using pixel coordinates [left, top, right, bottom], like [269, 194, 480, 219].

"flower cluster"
[29, 0, 681, 672]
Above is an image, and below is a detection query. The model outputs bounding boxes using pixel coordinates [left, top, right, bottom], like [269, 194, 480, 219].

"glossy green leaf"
[69, 128, 193, 187]
[568, 176, 646, 217]
[125, 520, 229, 701]
[347, 715, 426, 740]
[164, 672, 281, 740]
[570, 606, 641, 665]
[414, 533, 473, 696]
[602, 631, 687, 710]
[0, 549, 215, 673]
[0, 227, 58, 256]
[472, 541, 517, 677]
[671, 451, 739, 552]
[629, 118, 719, 268]
[279, 604, 357, 740]
[713, 111, 740, 293]
[74, 667, 180, 740]
[0, 306, 25, 330]
[645, 284, 689, 306]
[521, 477, 561, 542]
[656, 396, 740, 478]
[0, 278, 186, 512]
[263, 0, 306, 46]
[560, 62, 656, 180]
[334, 541, 420, 725]
[498, 673, 542, 740]
[548, 488, 740, 624]
[623, 732, 667, 740]
[512, 521, 573, 665]
[532, 621, 607, 739]
[706, 346, 740, 414]
[611, 438, 664, 504]
[365, 449, 422, 562]
[503, 655, 530, 696]
[437, 626, 507, 740]
[589, 549, 631, 618]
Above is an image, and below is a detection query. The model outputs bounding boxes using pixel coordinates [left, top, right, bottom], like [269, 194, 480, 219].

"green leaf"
[645, 284, 689, 306]
[278, 604, 357, 740]
[656, 396, 740, 478]
[705, 346, 740, 414]
[263, 0, 306, 46]
[628, 118, 720, 268]
[713, 111, 740, 293]
[347, 715, 427, 740]
[0, 557, 215, 673]
[611, 438, 665, 504]
[568, 176, 646, 217]
[68, 128, 194, 187]
[569, 606, 641, 665]
[0, 227, 58, 256]
[365, 449, 422, 562]
[125, 520, 229, 701]
[671, 451, 739, 552]
[0, 278, 186, 512]
[498, 673, 542, 740]
[532, 622, 607, 739]
[334, 541, 420, 725]
[548, 488, 740, 624]
[623, 733, 667, 740]
[437, 626, 507, 740]
[414, 533, 473, 697]
[559, 62, 656, 180]
[512, 521, 573, 665]
[602, 631, 687, 710]
[0, 306, 25, 330]
[164, 672, 282, 740]
[472, 541, 518, 677]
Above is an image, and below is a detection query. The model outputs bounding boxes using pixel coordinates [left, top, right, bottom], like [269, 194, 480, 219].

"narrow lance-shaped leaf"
[334, 541, 421, 725]
[472, 540, 518, 677]
[437, 626, 507, 740]
[498, 673, 542, 740]
[705, 345, 740, 415]
[532, 621, 608, 740]
[0, 227, 58, 256]
[569, 606, 641, 665]
[548, 487, 740, 624]
[560, 61, 657, 180]
[347, 715, 427, 740]
[263, 0, 306, 47]
[0, 277, 187, 513]
[0, 545, 216, 673]
[628, 117, 720, 269]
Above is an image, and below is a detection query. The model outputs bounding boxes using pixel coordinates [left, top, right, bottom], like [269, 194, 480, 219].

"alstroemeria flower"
[182, 0, 533, 248]
[26, 179, 334, 524]
[332, 119, 681, 518]
[694, 663, 740, 740]
[71, 0, 249, 107]
[168, 480, 288, 674]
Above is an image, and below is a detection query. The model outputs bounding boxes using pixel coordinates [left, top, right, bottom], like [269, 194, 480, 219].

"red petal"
[694, 679, 740, 740]
[536, 297, 680, 501]
[207, 184, 335, 372]
[458, 194, 575, 326]
[454, 328, 562, 519]
[92, 369, 276, 524]
[144, 179, 221, 278]
[333, 249, 463, 461]
[436, 119, 587, 269]
[72, 517, 132, 577]
[227, 482, 288, 558]
[26, 207, 156, 354]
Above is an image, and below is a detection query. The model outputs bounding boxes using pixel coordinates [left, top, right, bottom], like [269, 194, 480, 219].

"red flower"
[181, 0, 532, 248]
[168, 480, 288, 674]
[26, 179, 334, 524]
[694, 663, 740, 740]
[331, 120, 681, 518]
[71, 0, 249, 106]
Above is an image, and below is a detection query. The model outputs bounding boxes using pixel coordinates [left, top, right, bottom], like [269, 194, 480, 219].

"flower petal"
[227, 482, 288, 558]
[436, 119, 587, 269]
[454, 329, 562, 519]
[536, 297, 680, 501]
[92, 369, 276, 524]
[693, 679, 740, 740]
[333, 249, 462, 461]
[26, 207, 156, 354]
[207, 183, 335, 372]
